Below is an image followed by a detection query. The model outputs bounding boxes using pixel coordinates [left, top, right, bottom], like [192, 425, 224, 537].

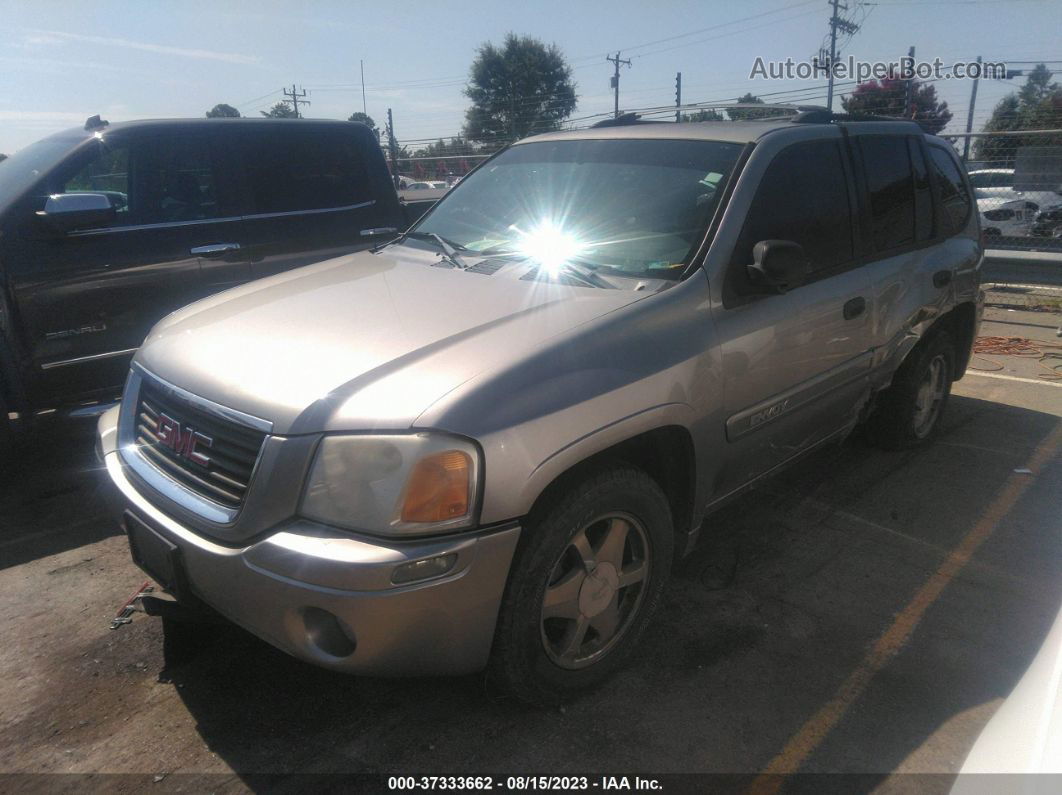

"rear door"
[851, 131, 978, 379]
[236, 125, 397, 280]
[7, 126, 244, 405]
[709, 128, 873, 496]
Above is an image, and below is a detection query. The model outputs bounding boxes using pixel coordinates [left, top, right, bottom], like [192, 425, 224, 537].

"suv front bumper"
[99, 411, 520, 676]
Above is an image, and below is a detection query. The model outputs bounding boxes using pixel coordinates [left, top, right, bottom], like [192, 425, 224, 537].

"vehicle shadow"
[155, 393, 1061, 782]
[0, 417, 118, 570]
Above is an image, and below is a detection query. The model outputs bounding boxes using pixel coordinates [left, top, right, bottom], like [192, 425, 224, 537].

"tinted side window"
[59, 142, 132, 221]
[908, 138, 934, 241]
[928, 145, 972, 234]
[245, 130, 370, 214]
[137, 136, 221, 224]
[732, 139, 853, 283]
[58, 135, 222, 226]
[859, 136, 915, 251]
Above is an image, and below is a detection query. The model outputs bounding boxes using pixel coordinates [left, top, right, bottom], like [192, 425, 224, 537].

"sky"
[1, 0, 1060, 154]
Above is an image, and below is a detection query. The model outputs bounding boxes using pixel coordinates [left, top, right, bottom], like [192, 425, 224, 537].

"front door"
[7, 127, 246, 406]
[710, 134, 873, 497]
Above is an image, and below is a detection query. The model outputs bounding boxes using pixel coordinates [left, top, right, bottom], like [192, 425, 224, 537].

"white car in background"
[969, 168, 1061, 215]
[978, 198, 1038, 239]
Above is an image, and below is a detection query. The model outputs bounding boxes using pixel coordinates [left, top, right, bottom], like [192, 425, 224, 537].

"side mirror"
[36, 193, 116, 234]
[747, 239, 811, 294]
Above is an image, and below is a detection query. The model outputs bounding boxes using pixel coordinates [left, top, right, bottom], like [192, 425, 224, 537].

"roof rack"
[591, 113, 664, 128]
[790, 108, 908, 124]
[588, 104, 915, 129]
[84, 114, 109, 131]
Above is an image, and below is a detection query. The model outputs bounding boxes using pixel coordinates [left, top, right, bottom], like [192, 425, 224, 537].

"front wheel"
[489, 465, 673, 705]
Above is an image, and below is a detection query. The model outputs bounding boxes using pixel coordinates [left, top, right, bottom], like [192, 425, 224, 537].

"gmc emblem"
[155, 412, 213, 467]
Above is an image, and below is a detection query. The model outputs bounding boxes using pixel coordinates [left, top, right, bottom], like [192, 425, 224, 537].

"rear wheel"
[489, 465, 673, 705]
[866, 331, 955, 450]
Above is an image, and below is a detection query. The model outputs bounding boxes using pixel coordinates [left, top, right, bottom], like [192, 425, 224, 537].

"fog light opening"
[302, 606, 357, 658]
[391, 553, 458, 585]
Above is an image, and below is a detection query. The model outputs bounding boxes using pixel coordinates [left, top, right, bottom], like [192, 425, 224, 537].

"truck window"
[60, 142, 131, 220]
[858, 136, 915, 252]
[731, 139, 853, 282]
[57, 135, 222, 227]
[244, 129, 371, 215]
[927, 145, 972, 234]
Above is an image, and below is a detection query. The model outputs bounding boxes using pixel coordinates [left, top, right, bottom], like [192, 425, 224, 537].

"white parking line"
[965, 370, 1062, 388]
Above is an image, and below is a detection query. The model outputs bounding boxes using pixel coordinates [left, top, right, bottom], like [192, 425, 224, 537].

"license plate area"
[124, 511, 186, 598]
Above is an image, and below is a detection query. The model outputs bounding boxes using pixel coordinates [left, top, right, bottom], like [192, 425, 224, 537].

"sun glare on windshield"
[511, 220, 587, 276]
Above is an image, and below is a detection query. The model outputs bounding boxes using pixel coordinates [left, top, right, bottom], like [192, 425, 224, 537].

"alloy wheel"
[539, 512, 651, 670]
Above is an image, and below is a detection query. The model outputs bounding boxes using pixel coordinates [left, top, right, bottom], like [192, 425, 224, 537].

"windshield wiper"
[401, 231, 470, 268]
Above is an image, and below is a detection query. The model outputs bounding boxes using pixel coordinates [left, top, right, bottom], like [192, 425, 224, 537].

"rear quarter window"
[928, 145, 972, 234]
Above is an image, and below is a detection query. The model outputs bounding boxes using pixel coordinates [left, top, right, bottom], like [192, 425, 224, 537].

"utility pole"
[360, 60, 367, 116]
[282, 84, 310, 118]
[607, 52, 631, 118]
[903, 46, 916, 118]
[962, 55, 982, 162]
[386, 107, 399, 189]
[824, 0, 859, 111]
[675, 72, 682, 122]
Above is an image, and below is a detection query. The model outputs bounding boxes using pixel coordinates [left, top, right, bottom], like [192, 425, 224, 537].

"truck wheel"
[867, 331, 956, 450]
[489, 465, 673, 705]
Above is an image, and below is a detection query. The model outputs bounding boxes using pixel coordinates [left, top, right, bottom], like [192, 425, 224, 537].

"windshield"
[0, 134, 85, 208]
[412, 138, 743, 280]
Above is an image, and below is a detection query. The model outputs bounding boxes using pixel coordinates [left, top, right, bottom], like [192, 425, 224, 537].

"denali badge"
[156, 413, 213, 467]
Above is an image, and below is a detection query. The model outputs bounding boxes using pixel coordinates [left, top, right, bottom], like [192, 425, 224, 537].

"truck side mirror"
[36, 193, 117, 234]
[747, 239, 811, 294]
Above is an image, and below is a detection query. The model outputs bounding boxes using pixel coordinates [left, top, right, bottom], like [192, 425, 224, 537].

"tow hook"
[110, 581, 155, 629]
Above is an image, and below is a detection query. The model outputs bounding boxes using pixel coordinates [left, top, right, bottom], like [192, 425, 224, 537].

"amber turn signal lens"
[400, 450, 472, 523]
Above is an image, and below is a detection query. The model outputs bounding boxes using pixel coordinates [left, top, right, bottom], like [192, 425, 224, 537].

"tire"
[866, 331, 955, 450]
[489, 464, 673, 705]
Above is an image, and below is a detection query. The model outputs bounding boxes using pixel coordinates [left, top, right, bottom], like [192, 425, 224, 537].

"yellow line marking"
[750, 421, 1062, 793]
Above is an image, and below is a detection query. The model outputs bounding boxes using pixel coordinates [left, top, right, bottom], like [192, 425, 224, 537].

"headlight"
[300, 433, 480, 536]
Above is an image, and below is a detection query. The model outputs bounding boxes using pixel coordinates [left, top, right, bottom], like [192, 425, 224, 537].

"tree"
[973, 65, 1062, 163]
[347, 111, 376, 131]
[840, 75, 952, 134]
[206, 103, 241, 118]
[463, 33, 577, 145]
[727, 93, 775, 121]
[260, 102, 298, 119]
[681, 109, 724, 122]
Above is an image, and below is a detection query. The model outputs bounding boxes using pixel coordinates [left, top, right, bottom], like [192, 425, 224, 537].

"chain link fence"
[947, 129, 1062, 253]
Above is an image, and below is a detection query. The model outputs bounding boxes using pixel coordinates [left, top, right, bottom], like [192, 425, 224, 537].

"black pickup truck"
[0, 117, 432, 445]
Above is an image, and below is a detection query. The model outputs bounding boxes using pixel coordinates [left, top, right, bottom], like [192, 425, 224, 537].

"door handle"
[843, 296, 866, 320]
[933, 270, 953, 288]
[360, 227, 399, 237]
[191, 243, 241, 257]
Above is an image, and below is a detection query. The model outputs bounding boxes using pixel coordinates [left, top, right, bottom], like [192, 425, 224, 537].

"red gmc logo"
[156, 412, 213, 467]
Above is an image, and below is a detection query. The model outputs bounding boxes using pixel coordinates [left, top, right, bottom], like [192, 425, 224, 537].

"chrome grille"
[134, 382, 266, 510]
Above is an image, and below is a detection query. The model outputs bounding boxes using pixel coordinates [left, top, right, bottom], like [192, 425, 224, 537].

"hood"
[136, 248, 651, 435]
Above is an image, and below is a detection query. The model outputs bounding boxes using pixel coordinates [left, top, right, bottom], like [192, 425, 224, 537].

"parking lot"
[1, 306, 1059, 791]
